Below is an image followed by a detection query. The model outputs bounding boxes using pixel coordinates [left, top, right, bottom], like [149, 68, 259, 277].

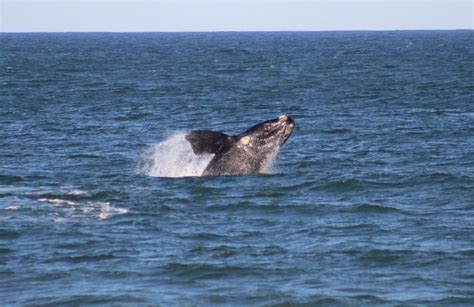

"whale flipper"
[185, 130, 235, 154]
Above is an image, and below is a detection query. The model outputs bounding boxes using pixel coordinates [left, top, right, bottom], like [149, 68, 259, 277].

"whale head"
[238, 115, 295, 155]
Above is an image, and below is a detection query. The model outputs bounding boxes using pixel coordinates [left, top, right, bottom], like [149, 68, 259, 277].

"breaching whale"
[185, 115, 295, 176]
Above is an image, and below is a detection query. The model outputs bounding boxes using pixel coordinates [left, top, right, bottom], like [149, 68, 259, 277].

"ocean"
[1, 31, 473, 305]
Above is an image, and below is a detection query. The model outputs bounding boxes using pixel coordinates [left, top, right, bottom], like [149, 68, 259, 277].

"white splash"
[97, 202, 129, 220]
[260, 149, 279, 175]
[141, 132, 214, 178]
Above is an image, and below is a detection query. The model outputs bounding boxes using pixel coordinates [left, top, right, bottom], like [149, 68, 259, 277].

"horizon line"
[1, 29, 472, 34]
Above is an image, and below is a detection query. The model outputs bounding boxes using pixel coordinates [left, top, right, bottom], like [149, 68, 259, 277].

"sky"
[1, 0, 473, 32]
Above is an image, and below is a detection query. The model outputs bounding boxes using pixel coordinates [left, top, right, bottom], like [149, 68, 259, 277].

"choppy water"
[1, 31, 473, 305]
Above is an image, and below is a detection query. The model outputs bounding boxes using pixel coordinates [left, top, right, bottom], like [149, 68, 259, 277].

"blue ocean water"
[1, 31, 473, 305]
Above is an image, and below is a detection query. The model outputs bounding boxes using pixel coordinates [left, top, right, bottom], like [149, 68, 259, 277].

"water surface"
[1, 31, 473, 305]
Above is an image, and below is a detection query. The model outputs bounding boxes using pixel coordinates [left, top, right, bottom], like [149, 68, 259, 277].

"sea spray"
[261, 150, 278, 175]
[141, 132, 214, 178]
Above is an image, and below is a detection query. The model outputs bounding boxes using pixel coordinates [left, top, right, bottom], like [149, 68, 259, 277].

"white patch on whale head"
[240, 135, 250, 146]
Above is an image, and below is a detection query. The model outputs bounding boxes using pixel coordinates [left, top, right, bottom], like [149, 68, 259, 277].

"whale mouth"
[275, 115, 295, 132]
[277, 115, 295, 128]
[282, 115, 295, 130]
[265, 115, 295, 144]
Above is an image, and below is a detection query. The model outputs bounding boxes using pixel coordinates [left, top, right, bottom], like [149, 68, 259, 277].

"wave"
[0, 174, 24, 185]
[348, 203, 402, 214]
[33, 188, 125, 203]
[1, 187, 128, 222]
[51, 253, 115, 263]
[37, 197, 128, 221]
[407, 172, 473, 181]
[319, 179, 362, 192]
[0, 229, 21, 240]
[27, 294, 146, 306]
[160, 262, 258, 281]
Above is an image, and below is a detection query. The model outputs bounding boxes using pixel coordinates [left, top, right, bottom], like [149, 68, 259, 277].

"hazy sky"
[1, 0, 473, 32]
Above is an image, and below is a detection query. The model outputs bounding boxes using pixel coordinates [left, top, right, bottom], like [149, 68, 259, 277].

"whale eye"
[240, 136, 250, 145]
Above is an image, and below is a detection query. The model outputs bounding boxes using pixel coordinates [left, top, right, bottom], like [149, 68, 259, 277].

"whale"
[185, 115, 295, 176]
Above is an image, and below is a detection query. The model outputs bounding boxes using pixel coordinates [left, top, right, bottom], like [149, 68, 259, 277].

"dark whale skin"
[185, 115, 295, 176]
